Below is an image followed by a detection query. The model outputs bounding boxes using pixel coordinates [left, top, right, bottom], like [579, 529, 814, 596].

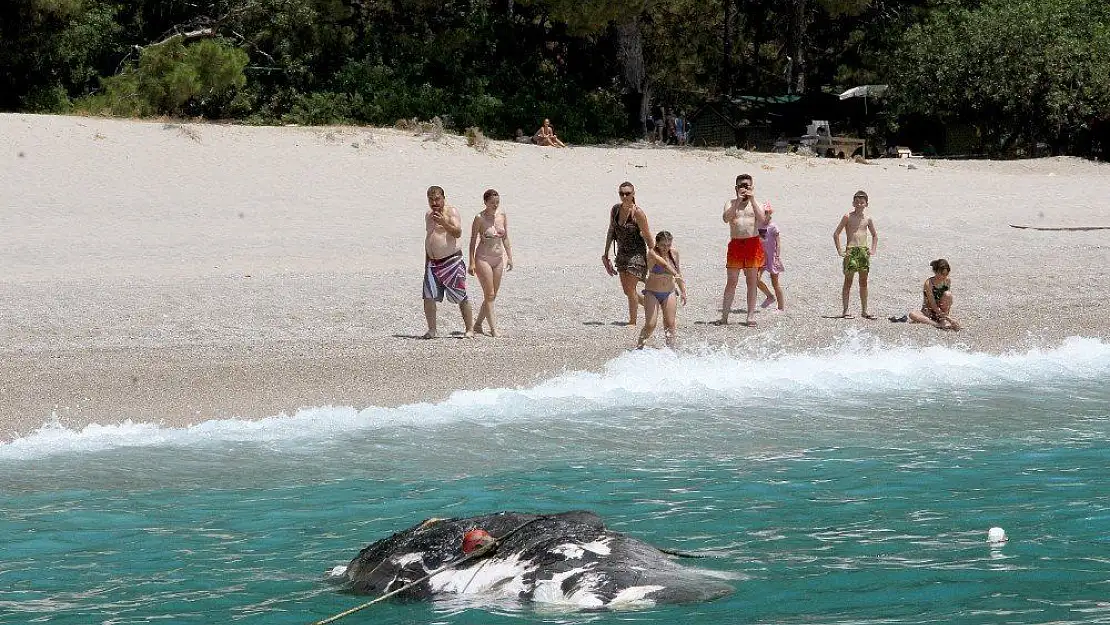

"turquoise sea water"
[2, 335, 1109, 624]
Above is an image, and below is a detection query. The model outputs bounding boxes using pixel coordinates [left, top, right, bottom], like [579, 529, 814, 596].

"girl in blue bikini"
[637, 231, 687, 349]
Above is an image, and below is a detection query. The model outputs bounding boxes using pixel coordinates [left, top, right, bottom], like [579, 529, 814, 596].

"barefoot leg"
[662, 292, 679, 348]
[459, 299, 475, 337]
[490, 260, 505, 336]
[771, 273, 785, 310]
[758, 271, 774, 307]
[719, 268, 740, 324]
[908, 310, 942, 328]
[473, 259, 494, 334]
[744, 267, 759, 325]
[620, 270, 641, 325]
[485, 259, 504, 336]
[423, 299, 438, 338]
[638, 291, 659, 348]
[859, 271, 871, 318]
[841, 273, 854, 317]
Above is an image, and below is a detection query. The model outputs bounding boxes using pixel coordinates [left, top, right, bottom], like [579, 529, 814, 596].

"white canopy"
[839, 84, 889, 100]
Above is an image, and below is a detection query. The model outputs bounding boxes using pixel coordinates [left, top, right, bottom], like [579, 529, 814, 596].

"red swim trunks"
[726, 236, 765, 269]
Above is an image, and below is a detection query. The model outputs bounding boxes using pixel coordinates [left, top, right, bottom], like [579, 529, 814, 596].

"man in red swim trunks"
[718, 174, 768, 326]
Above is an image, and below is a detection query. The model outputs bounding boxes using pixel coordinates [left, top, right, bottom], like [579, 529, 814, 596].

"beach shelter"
[687, 102, 746, 147]
[838, 84, 888, 113]
[688, 95, 802, 147]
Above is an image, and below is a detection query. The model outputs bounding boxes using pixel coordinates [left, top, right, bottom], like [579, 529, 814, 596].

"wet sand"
[2, 113, 1107, 440]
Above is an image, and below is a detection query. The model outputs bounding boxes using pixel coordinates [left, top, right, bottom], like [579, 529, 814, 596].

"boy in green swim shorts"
[833, 190, 879, 319]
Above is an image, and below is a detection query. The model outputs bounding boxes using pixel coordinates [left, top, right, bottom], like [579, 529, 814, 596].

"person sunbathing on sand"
[892, 258, 961, 331]
[534, 119, 567, 147]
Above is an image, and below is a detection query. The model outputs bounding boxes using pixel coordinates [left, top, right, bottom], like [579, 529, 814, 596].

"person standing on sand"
[423, 186, 474, 339]
[717, 174, 767, 327]
[674, 111, 689, 146]
[602, 181, 653, 325]
[833, 190, 879, 319]
[664, 109, 677, 145]
[637, 231, 687, 349]
[468, 189, 513, 337]
[658, 107, 671, 144]
[756, 206, 785, 311]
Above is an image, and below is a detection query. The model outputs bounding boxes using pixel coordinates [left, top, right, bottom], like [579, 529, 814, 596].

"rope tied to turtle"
[311, 517, 543, 625]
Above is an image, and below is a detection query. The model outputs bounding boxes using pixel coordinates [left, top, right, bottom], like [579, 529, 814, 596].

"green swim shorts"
[843, 246, 870, 274]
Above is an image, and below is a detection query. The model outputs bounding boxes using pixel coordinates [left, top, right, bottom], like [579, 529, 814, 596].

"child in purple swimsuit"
[756, 207, 785, 311]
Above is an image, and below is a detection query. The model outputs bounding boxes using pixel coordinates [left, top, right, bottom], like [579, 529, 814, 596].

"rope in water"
[311, 518, 542, 625]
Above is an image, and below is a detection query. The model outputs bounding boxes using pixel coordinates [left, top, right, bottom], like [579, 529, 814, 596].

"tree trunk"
[792, 0, 808, 94]
[615, 17, 650, 134]
[721, 0, 736, 96]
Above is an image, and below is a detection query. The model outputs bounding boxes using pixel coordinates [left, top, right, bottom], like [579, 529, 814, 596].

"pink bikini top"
[480, 214, 505, 240]
[482, 225, 506, 239]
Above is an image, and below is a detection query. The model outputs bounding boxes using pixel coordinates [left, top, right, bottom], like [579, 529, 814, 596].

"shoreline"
[2, 114, 1108, 440]
[6, 326, 1106, 441]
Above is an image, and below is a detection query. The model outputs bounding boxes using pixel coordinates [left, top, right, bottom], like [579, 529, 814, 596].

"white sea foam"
[4, 335, 1109, 461]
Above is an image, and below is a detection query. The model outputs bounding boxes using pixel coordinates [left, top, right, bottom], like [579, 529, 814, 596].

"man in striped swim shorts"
[423, 186, 474, 339]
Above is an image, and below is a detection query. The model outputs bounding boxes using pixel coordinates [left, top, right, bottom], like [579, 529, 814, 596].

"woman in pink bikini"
[468, 189, 514, 336]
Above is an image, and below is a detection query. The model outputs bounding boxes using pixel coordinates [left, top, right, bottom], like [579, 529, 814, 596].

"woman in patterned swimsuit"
[602, 182, 653, 326]
[903, 259, 961, 331]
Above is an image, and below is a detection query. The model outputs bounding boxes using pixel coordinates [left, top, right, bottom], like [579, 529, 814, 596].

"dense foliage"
[1, 0, 1108, 156]
[889, 0, 1110, 156]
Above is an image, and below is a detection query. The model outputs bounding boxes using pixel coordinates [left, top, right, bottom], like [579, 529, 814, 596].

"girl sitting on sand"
[756, 206, 785, 311]
[637, 231, 687, 349]
[892, 258, 960, 331]
[468, 189, 513, 336]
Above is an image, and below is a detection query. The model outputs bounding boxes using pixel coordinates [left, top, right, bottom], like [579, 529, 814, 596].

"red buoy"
[462, 529, 495, 554]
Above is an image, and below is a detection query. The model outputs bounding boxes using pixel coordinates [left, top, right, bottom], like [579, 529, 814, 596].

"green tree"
[0, 0, 124, 110]
[81, 36, 249, 116]
[889, 0, 1110, 154]
[16, 0, 1104, 157]
[520, 0, 661, 131]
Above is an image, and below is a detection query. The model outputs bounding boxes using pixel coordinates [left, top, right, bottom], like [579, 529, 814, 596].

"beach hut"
[687, 102, 744, 147]
[687, 96, 800, 149]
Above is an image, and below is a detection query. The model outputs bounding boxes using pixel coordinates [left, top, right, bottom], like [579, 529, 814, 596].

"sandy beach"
[2, 113, 1107, 440]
